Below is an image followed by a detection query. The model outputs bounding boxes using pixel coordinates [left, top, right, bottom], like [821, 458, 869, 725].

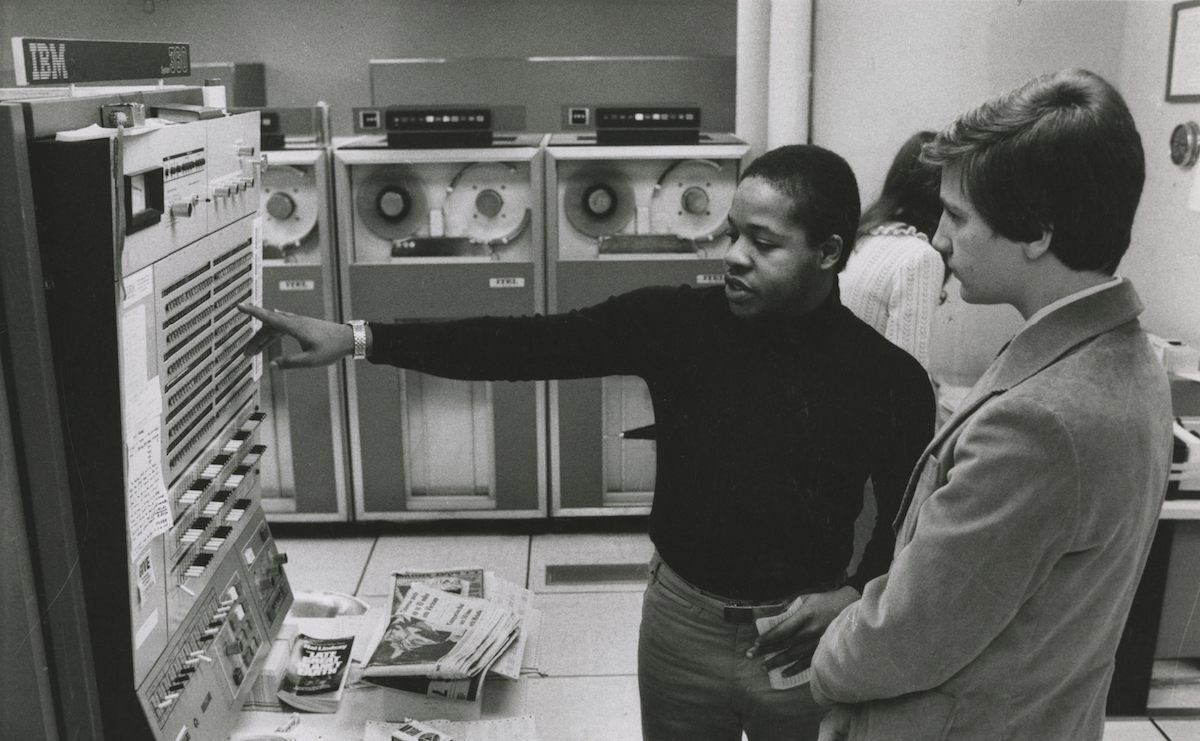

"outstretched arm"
[238, 285, 689, 381]
[237, 303, 361, 369]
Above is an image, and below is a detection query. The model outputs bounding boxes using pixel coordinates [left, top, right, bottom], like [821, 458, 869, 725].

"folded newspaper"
[365, 567, 535, 682]
[363, 572, 521, 680]
[480, 571, 534, 680]
[393, 567, 485, 599]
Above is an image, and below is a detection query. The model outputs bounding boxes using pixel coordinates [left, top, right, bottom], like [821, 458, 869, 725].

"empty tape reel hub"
[681, 186, 709, 215]
[563, 167, 635, 238]
[650, 159, 736, 241]
[584, 183, 618, 218]
[475, 188, 503, 218]
[444, 161, 532, 245]
[377, 186, 411, 220]
[266, 192, 295, 220]
[355, 165, 428, 240]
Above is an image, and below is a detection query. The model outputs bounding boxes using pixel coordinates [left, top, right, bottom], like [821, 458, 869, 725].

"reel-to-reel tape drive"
[556, 153, 739, 258]
[251, 105, 333, 263]
[351, 158, 535, 259]
[242, 105, 351, 522]
[546, 126, 749, 517]
[336, 110, 548, 520]
[255, 102, 746, 522]
[262, 161, 321, 261]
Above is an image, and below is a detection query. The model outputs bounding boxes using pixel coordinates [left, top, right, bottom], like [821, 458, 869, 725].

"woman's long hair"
[857, 131, 942, 240]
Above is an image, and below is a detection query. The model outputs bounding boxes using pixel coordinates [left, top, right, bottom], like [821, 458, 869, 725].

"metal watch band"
[347, 320, 367, 360]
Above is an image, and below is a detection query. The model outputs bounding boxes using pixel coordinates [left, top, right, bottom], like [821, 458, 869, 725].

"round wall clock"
[1170, 121, 1200, 169]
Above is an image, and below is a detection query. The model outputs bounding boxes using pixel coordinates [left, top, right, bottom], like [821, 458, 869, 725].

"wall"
[0, 0, 737, 135]
[3, 1, 1191, 353]
[1115, 1, 1200, 351]
[811, 1, 1130, 385]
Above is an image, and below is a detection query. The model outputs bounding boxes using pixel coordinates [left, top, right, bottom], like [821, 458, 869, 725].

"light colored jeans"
[638, 554, 827, 741]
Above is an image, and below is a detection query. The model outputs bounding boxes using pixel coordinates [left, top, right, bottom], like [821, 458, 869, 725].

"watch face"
[1171, 122, 1200, 168]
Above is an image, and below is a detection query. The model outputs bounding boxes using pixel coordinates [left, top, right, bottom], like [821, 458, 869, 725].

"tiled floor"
[273, 530, 1200, 740]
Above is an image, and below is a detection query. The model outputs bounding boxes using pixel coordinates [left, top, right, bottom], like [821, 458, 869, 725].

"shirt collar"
[790, 279, 842, 330]
[1020, 275, 1123, 331]
[736, 279, 842, 332]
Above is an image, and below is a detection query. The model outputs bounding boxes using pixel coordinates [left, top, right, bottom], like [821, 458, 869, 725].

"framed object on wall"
[1168, 0, 1200, 102]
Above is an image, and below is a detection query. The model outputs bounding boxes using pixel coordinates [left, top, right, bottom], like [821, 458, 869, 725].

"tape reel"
[262, 165, 319, 248]
[355, 165, 429, 241]
[563, 166, 636, 238]
[650, 159, 736, 241]
[443, 162, 532, 245]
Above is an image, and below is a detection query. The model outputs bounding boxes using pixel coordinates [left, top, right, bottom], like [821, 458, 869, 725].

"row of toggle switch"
[154, 594, 221, 711]
[173, 411, 268, 581]
[179, 495, 253, 547]
[180, 491, 255, 578]
[153, 584, 248, 716]
[175, 411, 266, 512]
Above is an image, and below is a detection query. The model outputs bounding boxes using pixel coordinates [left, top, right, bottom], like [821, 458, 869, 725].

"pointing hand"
[237, 303, 356, 369]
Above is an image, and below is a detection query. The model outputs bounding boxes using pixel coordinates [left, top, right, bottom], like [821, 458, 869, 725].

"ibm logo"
[28, 42, 68, 82]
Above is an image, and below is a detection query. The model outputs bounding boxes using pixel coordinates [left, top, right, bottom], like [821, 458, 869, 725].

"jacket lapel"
[891, 279, 1145, 534]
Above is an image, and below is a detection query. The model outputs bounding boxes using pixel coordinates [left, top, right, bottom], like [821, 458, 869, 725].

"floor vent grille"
[545, 563, 649, 585]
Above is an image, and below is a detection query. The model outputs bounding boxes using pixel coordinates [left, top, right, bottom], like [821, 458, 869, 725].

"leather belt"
[722, 603, 788, 624]
[650, 552, 842, 624]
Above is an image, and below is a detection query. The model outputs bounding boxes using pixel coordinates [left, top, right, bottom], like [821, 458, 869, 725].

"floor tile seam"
[1147, 716, 1172, 740]
[525, 534, 533, 590]
[353, 536, 381, 597]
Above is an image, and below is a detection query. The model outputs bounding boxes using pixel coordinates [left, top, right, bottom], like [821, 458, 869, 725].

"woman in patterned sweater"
[840, 131, 947, 370]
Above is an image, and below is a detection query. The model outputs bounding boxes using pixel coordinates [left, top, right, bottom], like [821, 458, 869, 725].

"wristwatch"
[347, 320, 368, 360]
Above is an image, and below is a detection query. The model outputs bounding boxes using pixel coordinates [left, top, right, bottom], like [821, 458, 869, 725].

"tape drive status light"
[596, 106, 701, 146]
[359, 109, 381, 130]
[352, 105, 494, 148]
[569, 107, 590, 126]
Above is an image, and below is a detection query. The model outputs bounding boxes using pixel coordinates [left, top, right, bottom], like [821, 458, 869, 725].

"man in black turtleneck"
[239, 144, 935, 741]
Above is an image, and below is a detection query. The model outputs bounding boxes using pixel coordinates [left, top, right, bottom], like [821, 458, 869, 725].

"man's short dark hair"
[741, 144, 861, 272]
[921, 68, 1144, 275]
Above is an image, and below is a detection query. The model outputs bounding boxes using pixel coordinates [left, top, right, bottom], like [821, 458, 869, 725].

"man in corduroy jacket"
[803, 68, 1174, 740]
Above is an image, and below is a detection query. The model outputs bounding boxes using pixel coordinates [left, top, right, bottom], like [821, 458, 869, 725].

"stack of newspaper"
[361, 568, 530, 685]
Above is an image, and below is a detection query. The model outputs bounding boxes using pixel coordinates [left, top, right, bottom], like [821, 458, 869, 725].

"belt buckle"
[723, 604, 755, 624]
